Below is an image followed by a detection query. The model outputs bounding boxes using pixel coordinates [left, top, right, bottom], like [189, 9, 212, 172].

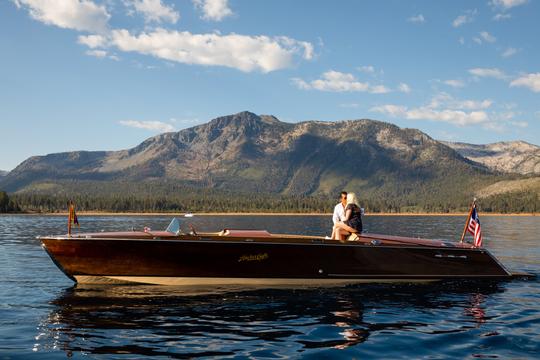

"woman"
[331, 192, 363, 241]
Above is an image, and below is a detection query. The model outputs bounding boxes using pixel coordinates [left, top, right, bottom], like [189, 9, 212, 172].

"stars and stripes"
[467, 206, 482, 247]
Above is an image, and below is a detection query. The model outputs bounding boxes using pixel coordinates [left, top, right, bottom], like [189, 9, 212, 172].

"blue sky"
[1, 0, 539, 171]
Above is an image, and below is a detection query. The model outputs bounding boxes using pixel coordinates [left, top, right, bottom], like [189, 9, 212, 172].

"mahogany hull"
[40, 236, 511, 286]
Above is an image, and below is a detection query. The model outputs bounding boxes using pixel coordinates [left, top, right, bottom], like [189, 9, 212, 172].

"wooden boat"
[38, 218, 524, 287]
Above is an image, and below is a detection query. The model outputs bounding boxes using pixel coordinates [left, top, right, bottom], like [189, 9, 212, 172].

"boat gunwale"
[38, 235, 480, 251]
[37, 230, 475, 249]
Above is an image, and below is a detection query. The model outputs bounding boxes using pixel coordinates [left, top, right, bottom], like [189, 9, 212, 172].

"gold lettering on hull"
[238, 253, 269, 262]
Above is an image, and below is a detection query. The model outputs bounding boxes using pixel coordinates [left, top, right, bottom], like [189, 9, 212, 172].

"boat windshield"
[165, 218, 181, 234]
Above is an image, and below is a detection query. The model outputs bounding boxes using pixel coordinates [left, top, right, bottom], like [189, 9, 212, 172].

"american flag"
[467, 206, 482, 247]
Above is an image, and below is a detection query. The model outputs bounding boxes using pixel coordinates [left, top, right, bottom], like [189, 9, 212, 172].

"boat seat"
[218, 229, 272, 237]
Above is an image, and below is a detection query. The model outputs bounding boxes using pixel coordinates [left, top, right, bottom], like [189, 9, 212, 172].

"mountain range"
[443, 141, 540, 175]
[1, 111, 538, 208]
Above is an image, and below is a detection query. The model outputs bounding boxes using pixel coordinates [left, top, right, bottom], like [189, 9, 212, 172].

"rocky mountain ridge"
[2, 112, 489, 199]
[5, 110, 540, 214]
[443, 141, 540, 175]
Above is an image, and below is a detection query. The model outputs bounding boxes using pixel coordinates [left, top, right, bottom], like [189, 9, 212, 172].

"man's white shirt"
[333, 203, 345, 224]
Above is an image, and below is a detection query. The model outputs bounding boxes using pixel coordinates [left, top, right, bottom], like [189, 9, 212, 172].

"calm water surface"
[0, 215, 538, 359]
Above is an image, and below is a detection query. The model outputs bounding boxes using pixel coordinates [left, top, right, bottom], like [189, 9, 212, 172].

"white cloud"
[85, 49, 107, 58]
[486, 111, 528, 132]
[427, 92, 492, 111]
[452, 9, 477, 27]
[119, 120, 175, 132]
[193, 0, 233, 21]
[371, 93, 529, 133]
[371, 105, 488, 126]
[16, 0, 313, 73]
[407, 14, 425, 23]
[357, 65, 375, 74]
[482, 122, 506, 133]
[168, 117, 201, 128]
[92, 28, 313, 73]
[129, 0, 179, 24]
[444, 79, 466, 88]
[510, 73, 540, 92]
[493, 13, 511, 20]
[473, 31, 497, 45]
[291, 78, 311, 90]
[84, 49, 118, 61]
[497, 111, 517, 120]
[370, 104, 407, 117]
[468, 67, 507, 80]
[14, 0, 110, 33]
[293, 71, 369, 92]
[293, 71, 411, 94]
[501, 47, 518, 58]
[480, 31, 497, 43]
[453, 15, 469, 27]
[339, 103, 360, 108]
[489, 0, 528, 10]
[502, 102, 518, 110]
[78, 34, 107, 48]
[510, 121, 528, 128]
[457, 99, 493, 110]
[370, 93, 493, 126]
[409, 109, 487, 125]
[458, 37, 465, 45]
[370, 85, 391, 94]
[357, 65, 385, 78]
[398, 83, 411, 93]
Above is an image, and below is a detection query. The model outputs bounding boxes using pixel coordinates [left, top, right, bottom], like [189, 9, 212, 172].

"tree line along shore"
[1, 188, 537, 214]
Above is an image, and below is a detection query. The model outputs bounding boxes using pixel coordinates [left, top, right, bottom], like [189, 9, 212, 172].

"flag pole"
[460, 198, 476, 243]
[67, 201, 72, 237]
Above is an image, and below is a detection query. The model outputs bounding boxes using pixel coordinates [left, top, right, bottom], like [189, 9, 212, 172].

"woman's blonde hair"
[346, 192, 359, 206]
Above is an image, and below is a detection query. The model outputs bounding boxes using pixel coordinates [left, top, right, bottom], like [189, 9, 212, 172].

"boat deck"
[40, 229, 475, 249]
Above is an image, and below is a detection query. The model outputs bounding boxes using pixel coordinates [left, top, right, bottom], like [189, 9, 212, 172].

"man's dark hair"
[340, 191, 347, 198]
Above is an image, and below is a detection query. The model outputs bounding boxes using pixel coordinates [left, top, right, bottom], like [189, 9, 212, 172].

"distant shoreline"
[1, 211, 537, 216]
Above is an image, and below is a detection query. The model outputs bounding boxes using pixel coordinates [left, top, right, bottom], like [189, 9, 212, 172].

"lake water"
[0, 215, 538, 359]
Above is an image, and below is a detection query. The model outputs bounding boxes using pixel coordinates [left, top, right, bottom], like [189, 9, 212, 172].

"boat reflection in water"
[34, 282, 504, 358]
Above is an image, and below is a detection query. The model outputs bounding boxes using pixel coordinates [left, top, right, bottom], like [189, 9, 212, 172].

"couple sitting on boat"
[331, 191, 363, 241]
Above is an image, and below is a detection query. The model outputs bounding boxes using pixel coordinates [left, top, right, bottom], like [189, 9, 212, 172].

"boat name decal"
[238, 253, 269, 262]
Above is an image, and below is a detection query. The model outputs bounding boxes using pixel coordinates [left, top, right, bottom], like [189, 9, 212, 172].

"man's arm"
[332, 204, 340, 224]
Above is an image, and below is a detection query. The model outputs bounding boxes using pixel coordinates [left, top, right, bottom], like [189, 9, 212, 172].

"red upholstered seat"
[220, 229, 272, 237]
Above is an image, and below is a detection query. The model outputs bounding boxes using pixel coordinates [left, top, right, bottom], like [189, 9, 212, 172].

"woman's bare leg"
[335, 222, 356, 233]
[338, 229, 351, 241]
[333, 222, 356, 241]
[331, 225, 339, 240]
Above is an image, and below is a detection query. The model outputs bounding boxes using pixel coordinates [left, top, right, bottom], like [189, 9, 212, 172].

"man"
[332, 191, 347, 225]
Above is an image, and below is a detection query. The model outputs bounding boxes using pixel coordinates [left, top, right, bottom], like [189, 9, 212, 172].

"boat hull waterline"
[39, 230, 513, 286]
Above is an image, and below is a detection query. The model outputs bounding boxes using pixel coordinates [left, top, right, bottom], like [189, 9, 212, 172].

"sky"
[1, 0, 539, 171]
